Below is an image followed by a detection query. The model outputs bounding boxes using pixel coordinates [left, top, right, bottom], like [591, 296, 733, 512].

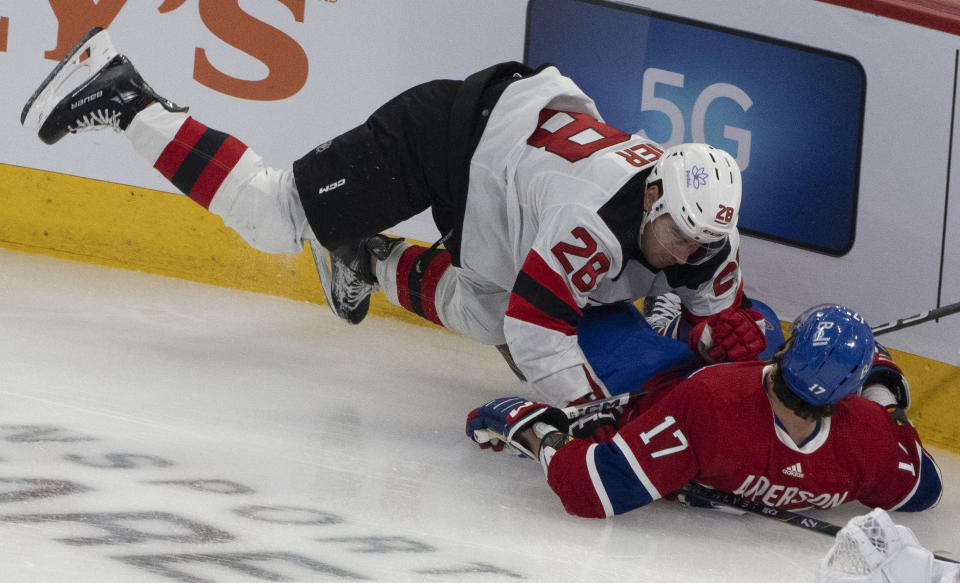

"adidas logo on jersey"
[782, 462, 805, 479]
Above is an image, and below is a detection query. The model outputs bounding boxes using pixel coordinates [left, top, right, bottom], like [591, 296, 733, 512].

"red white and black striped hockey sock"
[127, 104, 247, 209]
[388, 244, 452, 327]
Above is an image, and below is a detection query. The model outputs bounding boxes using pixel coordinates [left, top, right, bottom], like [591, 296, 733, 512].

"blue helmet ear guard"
[780, 305, 875, 406]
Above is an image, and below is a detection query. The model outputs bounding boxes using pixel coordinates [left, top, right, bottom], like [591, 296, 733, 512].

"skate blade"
[20, 26, 118, 129]
[308, 241, 340, 316]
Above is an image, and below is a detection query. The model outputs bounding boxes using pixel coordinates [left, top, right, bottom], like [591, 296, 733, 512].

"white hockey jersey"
[460, 66, 743, 404]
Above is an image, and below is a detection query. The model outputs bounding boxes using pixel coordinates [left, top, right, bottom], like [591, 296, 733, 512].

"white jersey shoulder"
[462, 65, 660, 290]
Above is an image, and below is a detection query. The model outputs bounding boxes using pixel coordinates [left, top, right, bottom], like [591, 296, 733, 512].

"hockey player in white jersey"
[23, 27, 767, 406]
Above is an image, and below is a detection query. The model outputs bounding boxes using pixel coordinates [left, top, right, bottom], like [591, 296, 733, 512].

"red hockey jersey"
[546, 361, 941, 518]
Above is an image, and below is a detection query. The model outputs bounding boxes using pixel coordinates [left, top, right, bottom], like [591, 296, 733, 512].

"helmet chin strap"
[638, 198, 668, 241]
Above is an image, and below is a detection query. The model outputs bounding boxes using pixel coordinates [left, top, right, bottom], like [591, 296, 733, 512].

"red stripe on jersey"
[583, 365, 608, 400]
[506, 294, 577, 336]
[506, 250, 581, 335]
[154, 117, 205, 184]
[521, 250, 581, 313]
[188, 135, 247, 209]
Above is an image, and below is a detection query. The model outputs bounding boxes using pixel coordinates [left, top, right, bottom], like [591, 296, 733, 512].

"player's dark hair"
[768, 348, 835, 421]
[640, 180, 662, 222]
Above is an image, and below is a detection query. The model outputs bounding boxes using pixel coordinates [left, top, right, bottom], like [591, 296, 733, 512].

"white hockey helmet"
[643, 143, 742, 245]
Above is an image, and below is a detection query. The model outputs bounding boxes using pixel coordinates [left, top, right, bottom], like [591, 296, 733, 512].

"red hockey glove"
[689, 307, 767, 363]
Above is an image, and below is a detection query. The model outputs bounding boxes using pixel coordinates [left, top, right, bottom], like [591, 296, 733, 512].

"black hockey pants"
[292, 61, 534, 265]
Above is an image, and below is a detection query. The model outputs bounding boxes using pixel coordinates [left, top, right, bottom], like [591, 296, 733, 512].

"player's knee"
[209, 156, 306, 253]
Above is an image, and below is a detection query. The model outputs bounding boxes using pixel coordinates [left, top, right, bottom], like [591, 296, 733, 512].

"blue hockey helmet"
[780, 305, 875, 406]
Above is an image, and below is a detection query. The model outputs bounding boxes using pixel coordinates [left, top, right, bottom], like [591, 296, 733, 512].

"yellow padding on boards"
[1, 163, 958, 454]
[0, 162, 423, 324]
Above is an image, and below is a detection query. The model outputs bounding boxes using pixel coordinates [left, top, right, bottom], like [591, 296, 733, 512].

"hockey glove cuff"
[860, 343, 911, 411]
[466, 397, 570, 459]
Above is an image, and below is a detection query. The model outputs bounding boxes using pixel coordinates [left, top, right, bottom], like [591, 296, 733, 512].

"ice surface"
[0, 248, 956, 582]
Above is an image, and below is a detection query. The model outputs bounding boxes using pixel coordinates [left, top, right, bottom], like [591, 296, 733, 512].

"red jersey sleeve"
[844, 400, 943, 511]
[545, 377, 705, 517]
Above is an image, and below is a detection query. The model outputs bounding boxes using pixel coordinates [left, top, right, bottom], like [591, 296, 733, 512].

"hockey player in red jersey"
[466, 304, 942, 517]
[22, 28, 767, 406]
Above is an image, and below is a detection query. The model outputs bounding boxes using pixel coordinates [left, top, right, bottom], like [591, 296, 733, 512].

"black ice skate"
[311, 234, 404, 325]
[21, 27, 187, 145]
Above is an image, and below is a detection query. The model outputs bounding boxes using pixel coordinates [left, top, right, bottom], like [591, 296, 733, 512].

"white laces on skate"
[68, 109, 123, 134]
[331, 255, 378, 312]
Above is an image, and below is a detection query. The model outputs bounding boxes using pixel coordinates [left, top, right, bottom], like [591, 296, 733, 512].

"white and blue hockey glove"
[860, 343, 912, 424]
[465, 397, 569, 459]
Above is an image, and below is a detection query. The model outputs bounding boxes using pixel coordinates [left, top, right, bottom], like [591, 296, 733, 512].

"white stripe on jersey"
[613, 433, 662, 500]
[888, 441, 941, 511]
[585, 443, 615, 517]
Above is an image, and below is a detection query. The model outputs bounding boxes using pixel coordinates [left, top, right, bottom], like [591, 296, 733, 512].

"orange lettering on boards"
[157, 0, 188, 13]
[0, 17, 8, 52]
[194, 0, 308, 101]
[45, 0, 127, 60]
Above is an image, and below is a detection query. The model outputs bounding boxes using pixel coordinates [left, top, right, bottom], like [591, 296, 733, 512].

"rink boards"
[1, 163, 958, 455]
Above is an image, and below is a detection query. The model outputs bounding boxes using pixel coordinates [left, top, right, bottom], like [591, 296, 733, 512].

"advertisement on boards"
[3, 0, 960, 366]
[526, 0, 866, 256]
[0, 1, 524, 245]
